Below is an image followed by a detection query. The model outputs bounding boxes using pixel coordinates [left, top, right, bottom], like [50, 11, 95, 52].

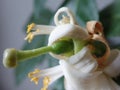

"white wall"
[0, 0, 33, 90]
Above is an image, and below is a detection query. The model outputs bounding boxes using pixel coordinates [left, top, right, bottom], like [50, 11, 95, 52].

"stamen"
[28, 69, 40, 85]
[25, 23, 55, 43]
[28, 66, 63, 89]
[27, 23, 35, 33]
[41, 76, 50, 90]
[24, 32, 34, 43]
[25, 28, 41, 43]
[31, 77, 39, 85]
[28, 69, 40, 77]
[28, 69, 50, 90]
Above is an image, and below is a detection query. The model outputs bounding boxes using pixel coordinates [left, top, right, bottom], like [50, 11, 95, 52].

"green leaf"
[107, 0, 120, 36]
[99, 4, 113, 36]
[76, 0, 99, 26]
[50, 77, 65, 90]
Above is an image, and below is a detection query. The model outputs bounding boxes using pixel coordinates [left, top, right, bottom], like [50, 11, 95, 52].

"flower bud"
[3, 48, 17, 68]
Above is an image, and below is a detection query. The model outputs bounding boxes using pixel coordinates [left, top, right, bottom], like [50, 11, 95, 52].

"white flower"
[27, 7, 120, 90]
[28, 47, 120, 90]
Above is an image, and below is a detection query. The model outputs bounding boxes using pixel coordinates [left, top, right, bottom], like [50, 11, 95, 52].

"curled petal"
[48, 24, 90, 59]
[54, 7, 76, 25]
[48, 25, 89, 46]
[86, 21, 103, 36]
[86, 21, 110, 68]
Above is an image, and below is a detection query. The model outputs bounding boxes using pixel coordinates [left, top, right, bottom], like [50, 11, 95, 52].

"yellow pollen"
[25, 23, 41, 43]
[28, 69, 41, 85]
[27, 23, 35, 33]
[41, 76, 50, 90]
[24, 33, 34, 43]
[31, 77, 39, 85]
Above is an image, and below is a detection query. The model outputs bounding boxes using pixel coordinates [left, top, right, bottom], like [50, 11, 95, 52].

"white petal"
[48, 24, 88, 45]
[59, 60, 101, 90]
[60, 60, 120, 90]
[68, 47, 88, 65]
[68, 47, 98, 73]
[54, 7, 76, 25]
[104, 49, 120, 77]
[48, 24, 89, 59]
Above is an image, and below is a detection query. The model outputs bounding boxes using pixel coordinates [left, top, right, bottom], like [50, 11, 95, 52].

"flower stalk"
[3, 40, 74, 68]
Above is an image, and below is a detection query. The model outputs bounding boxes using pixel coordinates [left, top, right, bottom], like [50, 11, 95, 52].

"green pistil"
[3, 40, 74, 68]
[73, 39, 88, 54]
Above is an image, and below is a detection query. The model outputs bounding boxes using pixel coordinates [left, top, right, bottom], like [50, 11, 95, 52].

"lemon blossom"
[26, 7, 120, 90]
[3, 7, 120, 90]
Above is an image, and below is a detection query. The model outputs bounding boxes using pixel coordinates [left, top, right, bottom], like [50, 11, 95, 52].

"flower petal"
[54, 7, 76, 26]
[48, 24, 89, 59]
[59, 60, 101, 90]
[68, 47, 98, 72]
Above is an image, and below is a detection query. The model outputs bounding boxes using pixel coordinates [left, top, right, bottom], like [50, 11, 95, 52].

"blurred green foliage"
[15, 0, 120, 89]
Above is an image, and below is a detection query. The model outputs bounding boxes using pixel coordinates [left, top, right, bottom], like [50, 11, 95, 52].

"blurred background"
[0, 0, 116, 90]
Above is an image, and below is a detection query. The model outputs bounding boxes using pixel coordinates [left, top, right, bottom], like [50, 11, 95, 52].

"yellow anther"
[41, 88, 46, 90]
[28, 69, 41, 85]
[28, 69, 40, 77]
[41, 76, 50, 90]
[43, 77, 50, 86]
[31, 77, 39, 85]
[34, 69, 40, 73]
[28, 72, 33, 78]
[29, 33, 34, 43]
[24, 32, 34, 43]
[27, 23, 35, 33]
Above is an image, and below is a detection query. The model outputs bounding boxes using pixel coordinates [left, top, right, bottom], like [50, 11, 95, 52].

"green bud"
[3, 48, 17, 68]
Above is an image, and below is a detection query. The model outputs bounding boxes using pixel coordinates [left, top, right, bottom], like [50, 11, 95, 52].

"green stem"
[17, 46, 52, 61]
[73, 39, 88, 54]
[3, 40, 74, 68]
